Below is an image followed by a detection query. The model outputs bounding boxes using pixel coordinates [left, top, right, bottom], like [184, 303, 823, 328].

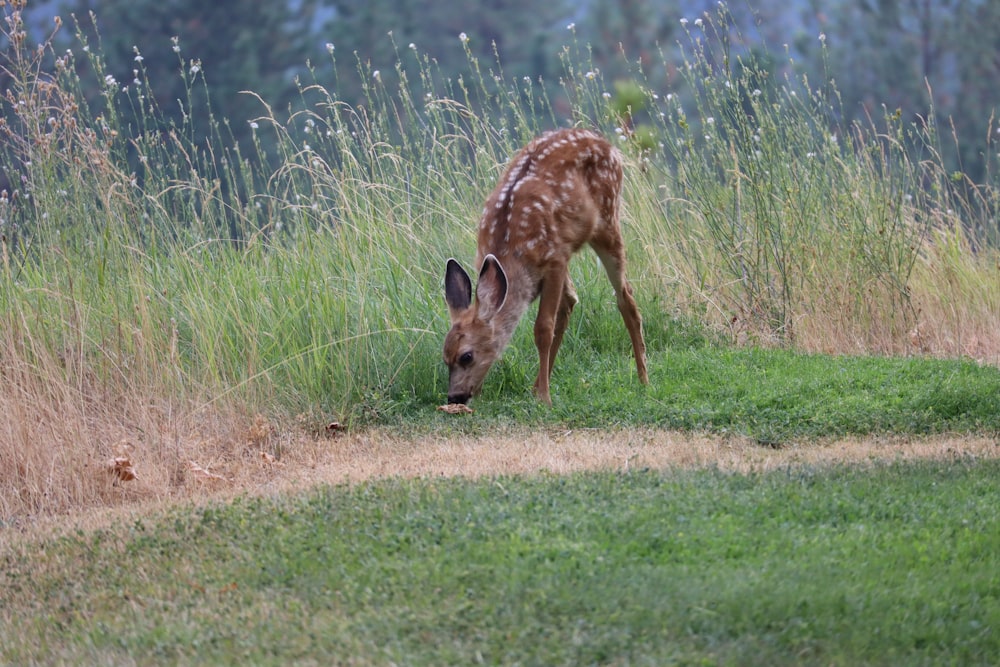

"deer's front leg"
[532, 270, 567, 405]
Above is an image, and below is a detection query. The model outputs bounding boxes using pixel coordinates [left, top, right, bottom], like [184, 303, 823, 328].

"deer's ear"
[445, 258, 473, 319]
[475, 254, 508, 320]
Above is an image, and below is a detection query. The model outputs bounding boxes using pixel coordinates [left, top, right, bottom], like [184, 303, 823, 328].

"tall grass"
[1, 1, 998, 516]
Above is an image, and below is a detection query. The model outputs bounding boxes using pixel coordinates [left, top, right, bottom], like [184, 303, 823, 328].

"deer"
[443, 128, 649, 405]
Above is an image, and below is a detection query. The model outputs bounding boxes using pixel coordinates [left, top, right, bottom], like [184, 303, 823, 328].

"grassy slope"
[2, 459, 999, 665]
[2, 8, 1000, 663]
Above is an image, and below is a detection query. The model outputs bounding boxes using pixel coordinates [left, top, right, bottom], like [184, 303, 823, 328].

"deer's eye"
[458, 351, 474, 367]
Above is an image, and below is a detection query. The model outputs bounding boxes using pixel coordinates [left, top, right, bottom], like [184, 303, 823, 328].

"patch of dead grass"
[4, 426, 997, 547]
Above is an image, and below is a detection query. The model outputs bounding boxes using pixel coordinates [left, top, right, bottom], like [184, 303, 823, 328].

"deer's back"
[476, 129, 624, 272]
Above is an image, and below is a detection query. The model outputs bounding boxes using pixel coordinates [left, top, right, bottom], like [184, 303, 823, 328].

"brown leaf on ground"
[248, 414, 275, 446]
[437, 403, 474, 414]
[188, 461, 230, 482]
[259, 451, 283, 467]
[104, 457, 137, 482]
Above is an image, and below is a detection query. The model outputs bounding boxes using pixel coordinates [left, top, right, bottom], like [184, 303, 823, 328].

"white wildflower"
[326, 43, 335, 53]
[459, 32, 469, 44]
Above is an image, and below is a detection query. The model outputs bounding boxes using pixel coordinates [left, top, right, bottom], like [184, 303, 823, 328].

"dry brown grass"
[0, 335, 279, 522]
[4, 423, 998, 547]
[666, 241, 1000, 365]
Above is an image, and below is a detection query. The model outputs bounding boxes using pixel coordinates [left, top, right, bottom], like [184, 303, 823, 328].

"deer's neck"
[482, 253, 539, 353]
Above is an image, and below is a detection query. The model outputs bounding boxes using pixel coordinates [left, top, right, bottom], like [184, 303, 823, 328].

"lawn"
[2, 458, 998, 665]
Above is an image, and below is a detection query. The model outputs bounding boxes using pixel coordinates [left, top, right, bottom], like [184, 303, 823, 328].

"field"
[2, 3, 1000, 664]
[3, 444, 1000, 665]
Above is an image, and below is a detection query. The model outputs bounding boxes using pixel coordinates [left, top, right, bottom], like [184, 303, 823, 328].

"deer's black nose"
[447, 392, 470, 405]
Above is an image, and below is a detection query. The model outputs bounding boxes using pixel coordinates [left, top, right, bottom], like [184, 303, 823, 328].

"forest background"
[8, 0, 1000, 217]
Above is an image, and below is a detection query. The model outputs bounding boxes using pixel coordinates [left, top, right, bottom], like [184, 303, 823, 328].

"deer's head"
[442, 255, 509, 404]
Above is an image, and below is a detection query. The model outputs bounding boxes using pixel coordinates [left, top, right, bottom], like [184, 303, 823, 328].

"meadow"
[1, 2, 1000, 662]
[2, 459, 999, 665]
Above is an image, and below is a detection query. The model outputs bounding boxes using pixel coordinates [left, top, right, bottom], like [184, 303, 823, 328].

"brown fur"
[444, 129, 649, 404]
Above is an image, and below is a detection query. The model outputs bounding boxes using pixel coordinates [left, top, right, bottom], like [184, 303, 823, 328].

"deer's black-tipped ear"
[475, 254, 508, 320]
[445, 258, 473, 320]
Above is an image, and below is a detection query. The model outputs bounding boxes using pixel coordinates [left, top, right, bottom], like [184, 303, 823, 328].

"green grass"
[3, 1, 998, 436]
[2, 9, 1000, 663]
[3, 459, 999, 665]
[405, 328, 1000, 443]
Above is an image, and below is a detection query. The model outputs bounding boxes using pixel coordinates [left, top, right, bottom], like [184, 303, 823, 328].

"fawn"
[443, 128, 649, 405]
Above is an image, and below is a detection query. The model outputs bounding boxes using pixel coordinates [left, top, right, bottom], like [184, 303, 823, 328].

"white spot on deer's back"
[512, 176, 533, 193]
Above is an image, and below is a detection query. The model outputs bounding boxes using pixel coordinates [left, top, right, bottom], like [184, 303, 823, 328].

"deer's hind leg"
[591, 238, 649, 385]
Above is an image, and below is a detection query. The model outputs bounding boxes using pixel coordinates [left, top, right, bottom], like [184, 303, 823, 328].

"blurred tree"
[804, 0, 999, 184]
[817, 0, 955, 118]
[20, 0, 996, 189]
[61, 0, 318, 147]
[318, 0, 574, 102]
[953, 0, 1000, 181]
